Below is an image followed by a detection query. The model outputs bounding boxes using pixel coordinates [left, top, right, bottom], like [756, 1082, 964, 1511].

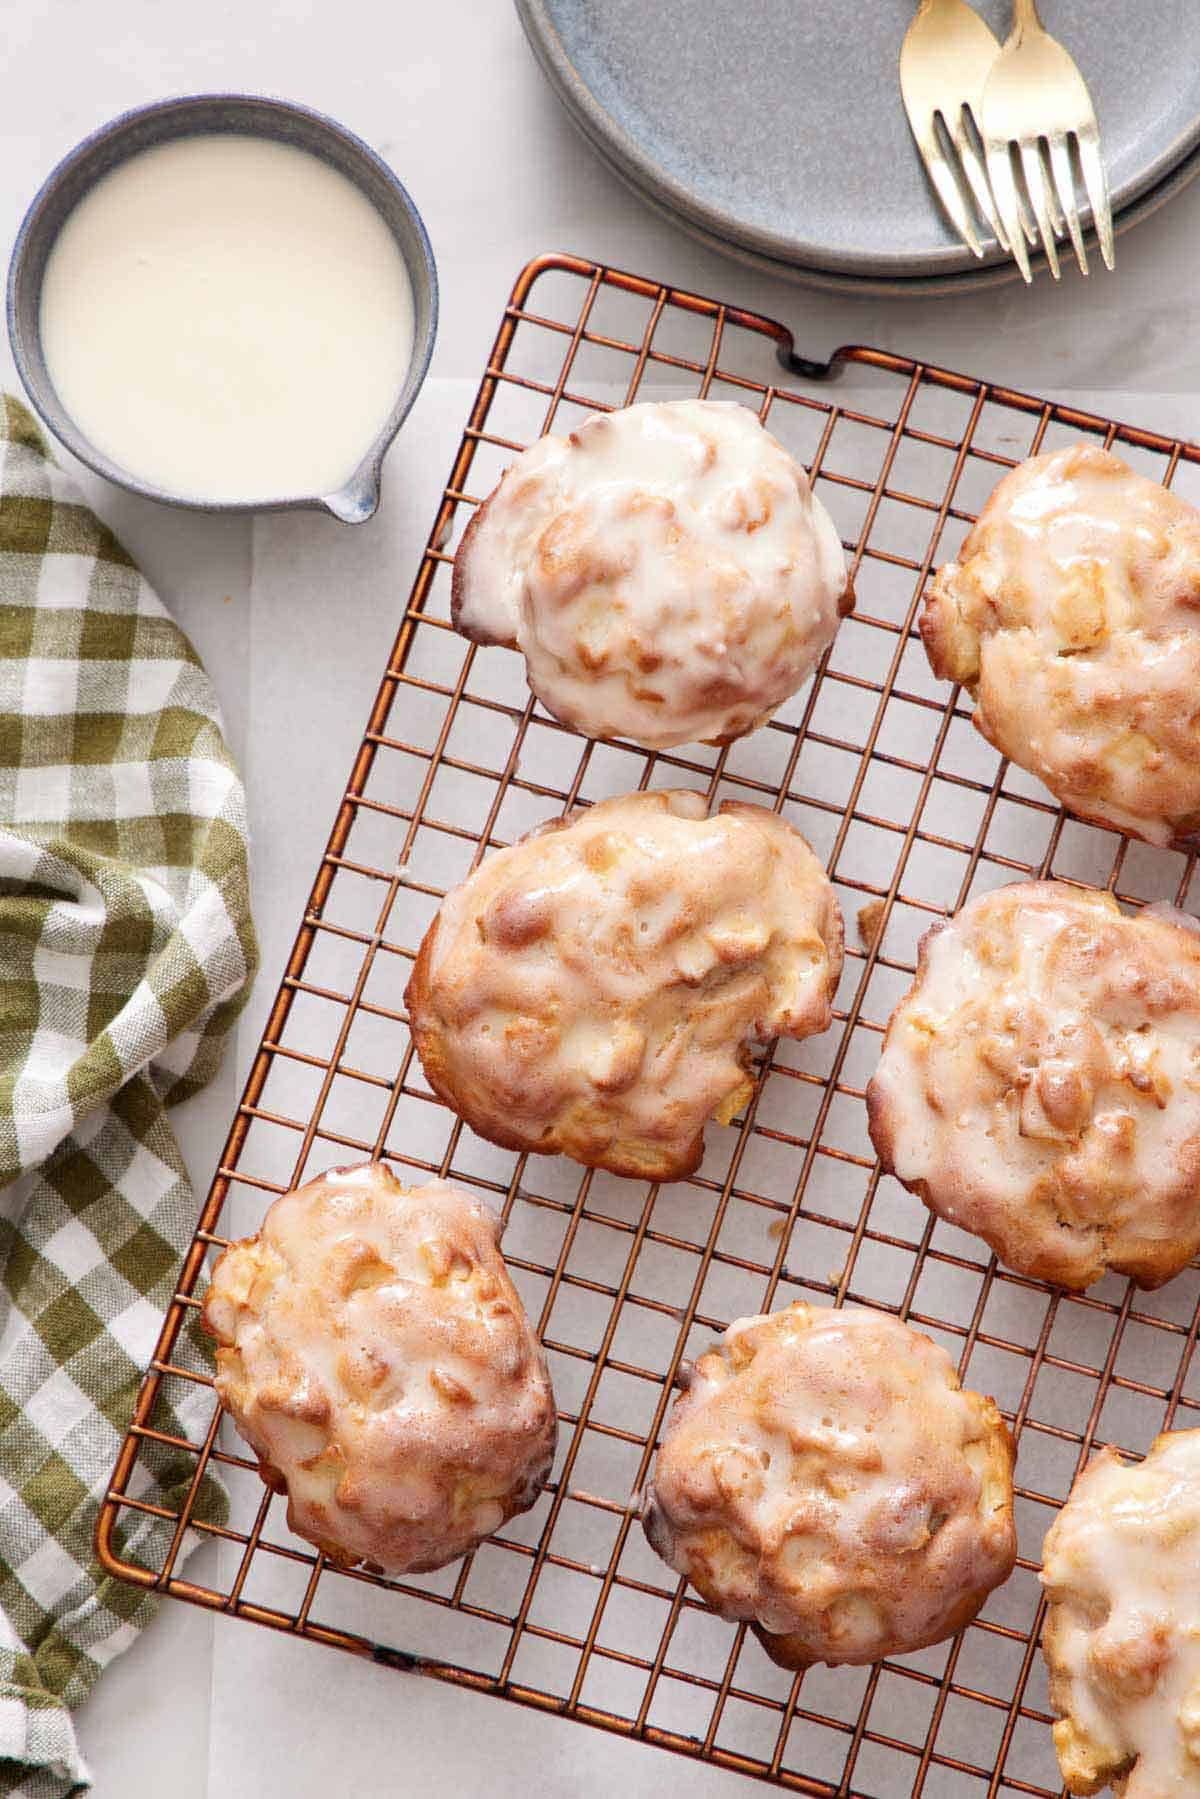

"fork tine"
[1042, 158, 1065, 236]
[1019, 139, 1061, 279]
[1047, 133, 1088, 275]
[985, 140, 1033, 283]
[951, 107, 1010, 252]
[1012, 183, 1039, 247]
[1077, 125, 1115, 270]
[915, 120, 985, 258]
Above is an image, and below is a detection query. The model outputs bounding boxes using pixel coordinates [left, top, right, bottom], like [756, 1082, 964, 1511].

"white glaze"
[410, 790, 843, 1178]
[454, 400, 848, 748]
[40, 133, 415, 502]
[1042, 1431, 1200, 1798]
[643, 1303, 1015, 1666]
[202, 1164, 556, 1574]
[923, 445, 1200, 847]
[869, 882, 1200, 1290]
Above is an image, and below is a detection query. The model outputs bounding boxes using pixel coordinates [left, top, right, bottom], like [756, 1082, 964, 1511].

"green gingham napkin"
[0, 396, 256, 1796]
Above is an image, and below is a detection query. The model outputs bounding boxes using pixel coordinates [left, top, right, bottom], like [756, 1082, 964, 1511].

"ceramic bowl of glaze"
[7, 94, 438, 521]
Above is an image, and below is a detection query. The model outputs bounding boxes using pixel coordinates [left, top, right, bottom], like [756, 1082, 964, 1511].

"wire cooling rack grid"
[99, 253, 1200, 1797]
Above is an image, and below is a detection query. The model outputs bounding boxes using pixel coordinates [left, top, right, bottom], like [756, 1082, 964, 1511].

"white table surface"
[4, 3, 1200, 1793]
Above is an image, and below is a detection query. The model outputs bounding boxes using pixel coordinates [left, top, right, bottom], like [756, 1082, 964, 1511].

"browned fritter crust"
[405, 789, 844, 1180]
[450, 499, 507, 644]
[448, 399, 851, 750]
[1040, 1430, 1200, 1797]
[201, 1161, 557, 1575]
[920, 443, 1200, 851]
[867, 881, 1200, 1291]
[642, 1303, 1016, 1669]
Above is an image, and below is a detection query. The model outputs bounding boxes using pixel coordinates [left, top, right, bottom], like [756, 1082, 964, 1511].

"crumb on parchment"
[857, 898, 886, 951]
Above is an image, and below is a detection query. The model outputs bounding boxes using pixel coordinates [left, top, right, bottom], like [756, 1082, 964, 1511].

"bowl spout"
[322, 464, 381, 524]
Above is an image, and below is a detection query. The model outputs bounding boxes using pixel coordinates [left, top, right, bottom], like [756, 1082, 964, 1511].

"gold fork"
[981, 0, 1115, 281]
[900, 0, 1015, 258]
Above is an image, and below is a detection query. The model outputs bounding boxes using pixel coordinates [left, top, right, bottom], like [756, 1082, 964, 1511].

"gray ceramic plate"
[517, 0, 1200, 287]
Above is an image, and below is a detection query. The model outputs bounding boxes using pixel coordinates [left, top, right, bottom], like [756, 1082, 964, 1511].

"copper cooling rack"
[98, 252, 1200, 1797]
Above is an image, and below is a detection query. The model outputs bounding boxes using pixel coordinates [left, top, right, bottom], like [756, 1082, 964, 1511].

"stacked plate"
[517, 0, 1200, 295]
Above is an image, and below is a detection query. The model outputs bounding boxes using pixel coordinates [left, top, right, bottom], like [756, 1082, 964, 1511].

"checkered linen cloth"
[0, 396, 256, 1796]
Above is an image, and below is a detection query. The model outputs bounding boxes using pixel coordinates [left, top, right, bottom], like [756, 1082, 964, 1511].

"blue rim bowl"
[7, 93, 439, 522]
